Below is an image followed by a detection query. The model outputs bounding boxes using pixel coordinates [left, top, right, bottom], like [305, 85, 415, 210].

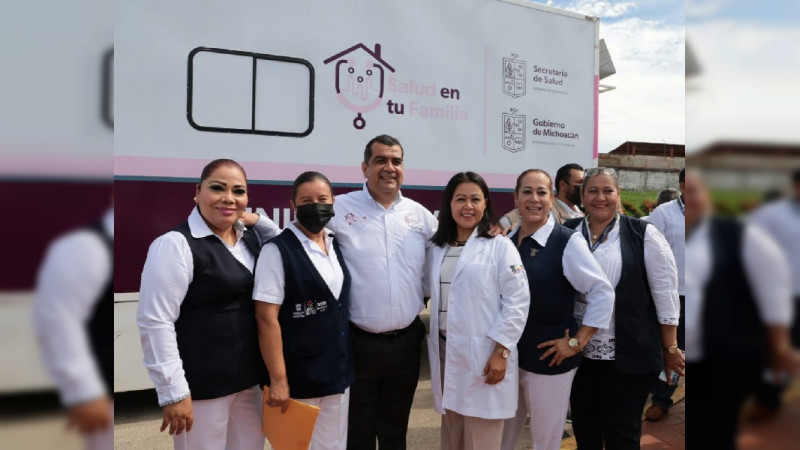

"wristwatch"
[494, 345, 510, 359]
[568, 338, 580, 351]
[663, 345, 680, 354]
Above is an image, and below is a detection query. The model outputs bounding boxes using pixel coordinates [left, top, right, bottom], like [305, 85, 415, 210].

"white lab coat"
[427, 230, 530, 419]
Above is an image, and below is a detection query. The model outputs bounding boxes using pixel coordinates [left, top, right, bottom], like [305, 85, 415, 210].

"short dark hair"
[656, 188, 680, 206]
[200, 159, 246, 183]
[679, 168, 685, 184]
[364, 134, 404, 163]
[515, 169, 553, 195]
[431, 172, 495, 247]
[291, 171, 333, 203]
[554, 163, 584, 193]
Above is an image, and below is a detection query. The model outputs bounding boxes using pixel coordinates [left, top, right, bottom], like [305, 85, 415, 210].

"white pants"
[501, 368, 577, 450]
[301, 388, 350, 450]
[173, 385, 264, 450]
[85, 400, 114, 450]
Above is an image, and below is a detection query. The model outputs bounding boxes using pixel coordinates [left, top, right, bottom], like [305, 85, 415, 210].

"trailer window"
[187, 47, 314, 137]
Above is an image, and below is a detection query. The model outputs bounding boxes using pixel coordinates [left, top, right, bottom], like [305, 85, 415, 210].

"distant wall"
[598, 154, 684, 191]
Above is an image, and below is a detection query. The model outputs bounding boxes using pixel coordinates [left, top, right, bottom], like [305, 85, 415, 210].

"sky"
[531, 1, 686, 153]
[683, 0, 800, 152]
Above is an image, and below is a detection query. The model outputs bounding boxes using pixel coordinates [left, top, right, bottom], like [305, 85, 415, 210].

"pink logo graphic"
[324, 43, 396, 130]
[345, 212, 367, 225]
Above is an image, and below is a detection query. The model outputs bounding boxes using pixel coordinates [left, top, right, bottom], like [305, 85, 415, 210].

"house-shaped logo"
[324, 43, 395, 130]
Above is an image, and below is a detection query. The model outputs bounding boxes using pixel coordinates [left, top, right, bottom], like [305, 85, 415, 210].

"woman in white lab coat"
[427, 171, 530, 450]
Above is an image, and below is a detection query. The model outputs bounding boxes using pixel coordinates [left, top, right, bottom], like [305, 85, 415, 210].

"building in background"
[599, 141, 685, 191]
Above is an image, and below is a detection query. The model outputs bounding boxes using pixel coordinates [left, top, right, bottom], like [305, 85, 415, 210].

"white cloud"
[597, 18, 686, 151]
[685, 20, 800, 151]
[563, 1, 637, 18]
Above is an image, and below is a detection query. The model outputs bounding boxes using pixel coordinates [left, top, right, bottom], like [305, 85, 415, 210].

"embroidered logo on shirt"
[510, 264, 525, 274]
[345, 212, 367, 225]
[405, 216, 424, 233]
[292, 300, 328, 319]
[304, 300, 317, 316]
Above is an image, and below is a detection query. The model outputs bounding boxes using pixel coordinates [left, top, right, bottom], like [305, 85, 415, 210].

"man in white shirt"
[644, 169, 686, 422]
[746, 169, 800, 420]
[33, 207, 114, 450]
[327, 135, 438, 450]
[684, 170, 800, 450]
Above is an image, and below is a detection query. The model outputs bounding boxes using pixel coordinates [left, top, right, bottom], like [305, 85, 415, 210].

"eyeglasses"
[584, 167, 616, 177]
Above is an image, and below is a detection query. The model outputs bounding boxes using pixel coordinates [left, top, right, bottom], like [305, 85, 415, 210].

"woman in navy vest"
[137, 159, 281, 450]
[500, 169, 614, 450]
[253, 171, 353, 450]
[563, 168, 683, 450]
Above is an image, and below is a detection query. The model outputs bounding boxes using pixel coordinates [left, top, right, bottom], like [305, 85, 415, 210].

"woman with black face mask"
[252, 171, 354, 450]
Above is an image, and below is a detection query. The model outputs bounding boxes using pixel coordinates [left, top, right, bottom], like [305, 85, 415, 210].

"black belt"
[350, 317, 420, 340]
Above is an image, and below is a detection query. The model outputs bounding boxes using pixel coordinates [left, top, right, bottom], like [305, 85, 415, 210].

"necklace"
[451, 240, 467, 247]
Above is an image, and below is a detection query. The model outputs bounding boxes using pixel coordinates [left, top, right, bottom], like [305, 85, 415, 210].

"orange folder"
[262, 387, 321, 450]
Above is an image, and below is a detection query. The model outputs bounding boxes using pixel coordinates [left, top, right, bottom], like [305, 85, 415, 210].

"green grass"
[619, 189, 763, 218]
[620, 190, 660, 218]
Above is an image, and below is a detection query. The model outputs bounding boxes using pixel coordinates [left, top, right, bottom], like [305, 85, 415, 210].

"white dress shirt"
[33, 209, 114, 406]
[574, 217, 680, 360]
[685, 216, 793, 363]
[137, 207, 280, 405]
[749, 198, 800, 296]
[646, 198, 686, 296]
[327, 184, 438, 333]
[253, 222, 344, 304]
[512, 215, 615, 329]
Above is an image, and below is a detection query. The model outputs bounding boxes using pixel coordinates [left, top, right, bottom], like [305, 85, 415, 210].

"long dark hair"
[431, 172, 495, 247]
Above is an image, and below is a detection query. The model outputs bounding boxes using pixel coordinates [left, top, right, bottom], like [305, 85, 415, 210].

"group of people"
[136, 134, 685, 450]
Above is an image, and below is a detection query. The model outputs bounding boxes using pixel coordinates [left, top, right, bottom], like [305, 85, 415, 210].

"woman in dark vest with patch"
[563, 167, 683, 450]
[500, 169, 614, 450]
[253, 171, 353, 450]
[137, 159, 280, 450]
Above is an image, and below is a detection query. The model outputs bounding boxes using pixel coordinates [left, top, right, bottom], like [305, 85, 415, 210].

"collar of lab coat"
[437, 227, 484, 282]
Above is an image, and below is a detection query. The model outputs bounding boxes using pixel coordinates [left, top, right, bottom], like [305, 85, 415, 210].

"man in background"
[746, 169, 800, 421]
[644, 169, 685, 421]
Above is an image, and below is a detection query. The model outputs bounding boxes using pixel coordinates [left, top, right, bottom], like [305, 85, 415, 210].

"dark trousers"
[347, 317, 425, 450]
[689, 359, 761, 450]
[650, 295, 685, 408]
[570, 359, 658, 450]
[752, 296, 800, 409]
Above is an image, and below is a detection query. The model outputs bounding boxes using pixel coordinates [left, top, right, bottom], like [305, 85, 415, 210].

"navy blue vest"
[702, 218, 765, 362]
[269, 229, 354, 399]
[87, 221, 113, 394]
[512, 224, 581, 375]
[565, 216, 663, 375]
[172, 222, 267, 400]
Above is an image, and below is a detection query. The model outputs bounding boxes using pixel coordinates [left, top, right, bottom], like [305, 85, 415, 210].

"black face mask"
[295, 203, 335, 234]
[568, 185, 582, 206]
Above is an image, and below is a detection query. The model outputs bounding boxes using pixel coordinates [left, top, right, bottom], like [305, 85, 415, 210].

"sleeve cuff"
[657, 316, 680, 325]
[159, 392, 191, 407]
[155, 379, 191, 406]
